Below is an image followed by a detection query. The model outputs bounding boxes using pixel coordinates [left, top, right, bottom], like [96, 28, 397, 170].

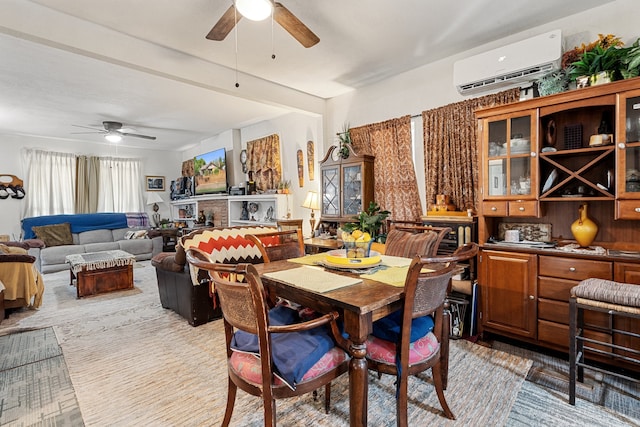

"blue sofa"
[22, 213, 162, 273]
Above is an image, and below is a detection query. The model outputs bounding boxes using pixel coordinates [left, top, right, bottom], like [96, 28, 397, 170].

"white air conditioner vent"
[454, 30, 562, 95]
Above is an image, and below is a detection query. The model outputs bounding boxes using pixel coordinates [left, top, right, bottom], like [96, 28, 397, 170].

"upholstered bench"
[151, 226, 276, 326]
[569, 278, 640, 405]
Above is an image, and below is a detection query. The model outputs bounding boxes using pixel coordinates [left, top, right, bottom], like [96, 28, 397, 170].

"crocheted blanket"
[66, 250, 135, 274]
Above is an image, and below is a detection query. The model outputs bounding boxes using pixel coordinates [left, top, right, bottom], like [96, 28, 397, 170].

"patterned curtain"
[422, 88, 520, 212]
[247, 134, 282, 191]
[350, 116, 422, 221]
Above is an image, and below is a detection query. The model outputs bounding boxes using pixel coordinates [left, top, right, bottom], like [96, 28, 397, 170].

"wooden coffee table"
[66, 250, 135, 298]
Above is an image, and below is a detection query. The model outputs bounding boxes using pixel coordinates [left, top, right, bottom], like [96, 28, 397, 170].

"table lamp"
[146, 192, 164, 227]
[301, 190, 321, 237]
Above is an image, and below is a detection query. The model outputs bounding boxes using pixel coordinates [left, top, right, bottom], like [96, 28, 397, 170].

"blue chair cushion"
[372, 311, 434, 343]
[231, 305, 335, 389]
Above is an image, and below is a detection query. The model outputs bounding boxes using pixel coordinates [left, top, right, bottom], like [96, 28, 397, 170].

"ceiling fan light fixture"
[235, 0, 272, 21]
[105, 131, 122, 143]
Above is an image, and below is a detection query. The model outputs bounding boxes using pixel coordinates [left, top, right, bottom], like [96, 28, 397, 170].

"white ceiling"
[0, 0, 612, 151]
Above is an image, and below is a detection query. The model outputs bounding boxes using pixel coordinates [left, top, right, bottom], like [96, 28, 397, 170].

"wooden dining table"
[254, 257, 407, 427]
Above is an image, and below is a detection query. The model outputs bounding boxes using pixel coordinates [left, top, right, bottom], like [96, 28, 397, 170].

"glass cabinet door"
[322, 166, 340, 216]
[484, 112, 535, 198]
[618, 91, 640, 198]
[342, 164, 363, 216]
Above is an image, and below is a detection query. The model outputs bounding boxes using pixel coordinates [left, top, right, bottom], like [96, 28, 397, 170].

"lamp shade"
[235, 0, 272, 21]
[146, 192, 163, 205]
[302, 190, 320, 210]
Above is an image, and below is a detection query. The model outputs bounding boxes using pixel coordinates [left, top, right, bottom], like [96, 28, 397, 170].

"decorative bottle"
[571, 204, 598, 247]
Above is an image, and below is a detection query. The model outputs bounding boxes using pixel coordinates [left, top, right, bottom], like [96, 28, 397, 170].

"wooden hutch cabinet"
[475, 78, 640, 372]
[319, 145, 374, 228]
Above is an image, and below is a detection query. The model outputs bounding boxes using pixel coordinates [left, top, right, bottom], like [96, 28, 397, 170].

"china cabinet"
[319, 145, 374, 226]
[475, 77, 640, 372]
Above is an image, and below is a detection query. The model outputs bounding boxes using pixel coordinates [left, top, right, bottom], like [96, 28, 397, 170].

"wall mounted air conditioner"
[453, 29, 562, 95]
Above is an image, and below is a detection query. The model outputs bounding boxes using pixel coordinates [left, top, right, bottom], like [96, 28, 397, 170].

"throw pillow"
[32, 222, 73, 247]
[0, 243, 28, 255]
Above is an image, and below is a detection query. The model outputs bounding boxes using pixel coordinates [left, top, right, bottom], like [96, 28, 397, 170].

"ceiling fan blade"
[273, 2, 319, 48]
[121, 132, 156, 141]
[206, 4, 242, 41]
[70, 131, 105, 135]
[72, 124, 105, 132]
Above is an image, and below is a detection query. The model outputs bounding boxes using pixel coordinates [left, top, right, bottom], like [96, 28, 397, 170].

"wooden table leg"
[349, 341, 368, 427]
[344, 311, 370, 427]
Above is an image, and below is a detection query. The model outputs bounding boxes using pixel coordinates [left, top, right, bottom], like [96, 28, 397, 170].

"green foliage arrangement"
[341, 201, 391, 241]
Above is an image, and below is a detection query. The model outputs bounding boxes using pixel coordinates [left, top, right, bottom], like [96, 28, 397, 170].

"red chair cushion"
[229, 346, 348, 390]
[366, 332, 440, 366]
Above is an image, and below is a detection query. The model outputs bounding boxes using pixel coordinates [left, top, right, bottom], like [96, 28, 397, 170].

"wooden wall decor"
[0, 174, 23, 187]
[297, 149, 304, 187]
[307, 141, 315, 181]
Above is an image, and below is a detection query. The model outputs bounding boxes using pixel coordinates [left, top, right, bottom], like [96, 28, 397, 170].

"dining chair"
[366, 242, 479, 425]
[183, 256, 350, 427]
[246, 229, 305, 263]
[384, 225, 451, 258]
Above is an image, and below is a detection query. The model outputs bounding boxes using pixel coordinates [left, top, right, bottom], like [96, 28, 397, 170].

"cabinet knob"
[635, 208, 640, 213]
[530, 152, 536, 157]
[569, 267, 576, 272]
[529, 295, 535, 300]
[518, 207, 525, 211]
[491, 206, 497, 211]
[618, 142, 626, 149]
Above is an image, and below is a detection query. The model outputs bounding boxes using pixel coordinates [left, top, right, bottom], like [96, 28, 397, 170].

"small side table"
[304, 237, 341, 254]
[155, 228, 180, 252]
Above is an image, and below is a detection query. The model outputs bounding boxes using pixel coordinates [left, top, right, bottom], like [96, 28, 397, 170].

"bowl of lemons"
[324, 229, 381, 268]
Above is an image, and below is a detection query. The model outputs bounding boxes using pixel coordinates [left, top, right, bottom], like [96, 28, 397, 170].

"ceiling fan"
[206, 1, 319, 48]
[72, 121, 157, 142]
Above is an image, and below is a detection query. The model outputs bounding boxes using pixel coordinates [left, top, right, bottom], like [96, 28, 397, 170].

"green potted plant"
[567, 34, 626, 85]
[337, 123, 352, 159]
[620, 38, 640, 80]
[341, 201, 391, 242]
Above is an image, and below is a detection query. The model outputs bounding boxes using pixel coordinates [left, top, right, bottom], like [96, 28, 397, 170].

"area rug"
[1, 262, 531, 426]
[0, 327, 83, 425]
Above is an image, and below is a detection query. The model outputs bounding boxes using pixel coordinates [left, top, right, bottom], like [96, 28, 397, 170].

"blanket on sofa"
[22, 213, 149, 239]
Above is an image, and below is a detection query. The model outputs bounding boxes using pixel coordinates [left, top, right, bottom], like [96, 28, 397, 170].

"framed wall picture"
[146, 175, 165, 191]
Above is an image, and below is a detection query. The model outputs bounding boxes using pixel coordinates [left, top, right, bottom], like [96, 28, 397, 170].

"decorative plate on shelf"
[542, 169, 558, 193]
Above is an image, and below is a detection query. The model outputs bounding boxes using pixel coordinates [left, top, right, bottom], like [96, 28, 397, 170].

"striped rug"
[1, 262, 534, 426]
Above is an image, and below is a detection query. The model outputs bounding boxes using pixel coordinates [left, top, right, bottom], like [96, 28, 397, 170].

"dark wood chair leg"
[442, 309, 451, 389]
[222, 379, 237, 426]
[432, 360, 456, 420]
[324, 383, 331, 413]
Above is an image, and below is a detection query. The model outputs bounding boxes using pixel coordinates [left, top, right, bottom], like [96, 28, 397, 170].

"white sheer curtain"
[97, 157, 144, 212]
[23, 149, 76, 217]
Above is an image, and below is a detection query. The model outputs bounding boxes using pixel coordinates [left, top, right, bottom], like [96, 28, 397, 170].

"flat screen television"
[194, 147, 228, 195]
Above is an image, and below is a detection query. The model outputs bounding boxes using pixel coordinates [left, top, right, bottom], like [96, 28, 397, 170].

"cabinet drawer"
[616, 200, 640, 220]
[538, 276, 576, 301]
[537, 319, 612, 354]
[538, 298, 609, 327]
[539, 256, 612, 281]
[482, 201, 507, 216]
[508, 200, 539, 217]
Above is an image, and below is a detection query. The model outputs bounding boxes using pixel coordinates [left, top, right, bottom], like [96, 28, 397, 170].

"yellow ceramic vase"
[571, 203, 598, 247]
